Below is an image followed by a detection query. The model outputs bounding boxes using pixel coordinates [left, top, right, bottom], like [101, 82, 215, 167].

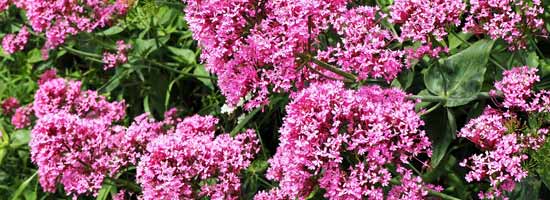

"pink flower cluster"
[136, 115, 259, 200]
[389, 0, 465, 42]
[459, 66, 550, 199]
[185, 0, 351, 109]
[317, 6, 405, 81]
[459, 113, 547, 199]
[493, 66, 540, 111]
[11, 104, 32, 129]
[0, 0, 8, 12]
[1, 0, 128, 56]
[31, 112, 126, 196]
[1, 27, 29, 54]
[185, 0, 467, 109]
[257, 81, 433, 199]
[464, 0, 545, 50]
[103, 40, 131, 70]
[1, 96, 19, 115]
[30, 75, 127, 197]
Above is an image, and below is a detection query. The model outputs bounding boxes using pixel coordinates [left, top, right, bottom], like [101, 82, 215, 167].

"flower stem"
[304, 55, 358, 82]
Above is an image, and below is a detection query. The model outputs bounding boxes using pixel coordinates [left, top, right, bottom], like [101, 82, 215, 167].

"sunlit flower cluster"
[460, 66, 550, 199]
[258, 81, 433, 199]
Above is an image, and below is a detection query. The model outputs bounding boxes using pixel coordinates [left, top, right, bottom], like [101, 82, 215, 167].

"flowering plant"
[1, 0, 550, 199]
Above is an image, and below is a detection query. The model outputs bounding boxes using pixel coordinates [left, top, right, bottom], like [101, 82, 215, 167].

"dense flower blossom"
[0, 0, 8, 12]
[33, 78, 125, 121]
[103, 40, 131, 70]
[317, 6, 405, 81]
[1, 27, 29, 54]
[185, 0, 349, 109]
[30, 112, 125, 197]
[389, 0, 465, 42]
[458, 107, 508, 149]
[29, 77, 129, 198]
[1, 0, 128, 55]
[464, 0, 545, 49]
[459, 129, 546, 199]
[38, 68, 58, 85]
[258, 81, 433, 199]
[11, 104, 32, 129]
[460, 66, 550, 199]
[136, 115, 259, 200]
[1, 97, 19, 115]
[493, 66, 539, 110]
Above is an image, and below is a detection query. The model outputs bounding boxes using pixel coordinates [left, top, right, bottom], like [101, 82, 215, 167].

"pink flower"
[2, 27, 29, 54]
[10, 0, 128, 53]
[38, 68, 58, 85]
[464, 0, 545, 50]
[259, 81, 433, 199]
[458, 107, 507, 150]
[493, 66, 539, 110]
[11, 105, 32, 129]
[33, 78, 125, 121]
[390, 0, 465, 42]
[1, 97, 19, 115]
[0, 0, 9, 12]
[136, 115, 259, 200]
[30, 112, 125, 197]
[459, 134, 532, 199]
[103, 40, 131, 70]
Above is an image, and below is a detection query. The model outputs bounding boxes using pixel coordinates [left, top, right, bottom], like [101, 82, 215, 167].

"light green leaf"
[167, 46, 196, 64]
[194, 65, 213, 89]
[98, 26, 125, 36]
[10, 172, 37, 200]
[10, 130, 30, 147]
[424, 39, 495, 107]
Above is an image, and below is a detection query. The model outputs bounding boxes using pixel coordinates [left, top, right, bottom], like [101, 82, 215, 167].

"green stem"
[149, 60, 214, 79]
[305, 55, 358, 82]
[107, 178, 141, 193]
[421, 102, 442, 116]
[408, 92, 491, 103]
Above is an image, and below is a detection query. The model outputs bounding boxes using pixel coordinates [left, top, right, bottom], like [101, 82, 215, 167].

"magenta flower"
[103, 40, 131, 70]
[136, 115, 259, 200]
[390, 0, 465, 43]
[259, 81, 433, 199]
[1, 27, 29, 54]
[1, 96, 19, 116]
[11, 105, 32, 129]
[30, 112, 126, 197]
[8, 0, 127, 54]
[464, 0, 545, 50]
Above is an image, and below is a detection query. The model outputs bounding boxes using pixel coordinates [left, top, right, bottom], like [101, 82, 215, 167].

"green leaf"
[167, 46, 196, 64]
[144, 95, 151, 114]
[134, 39, 157, 57]
[26, 49, 42, 64]
[98, 26, 125, 36]
[424, 39, 495, 107]
[10, 130, 30, 147]
[425, 108, 456, 168]
[448, 32, 473, 51]
[10, 172, 37, 200]
[391, 69, 414, 90]
[230, 107, 261, 137]
[508, 175, 541, 200]
[194, 65, 213, 89]
[96, 184, 116, 200]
